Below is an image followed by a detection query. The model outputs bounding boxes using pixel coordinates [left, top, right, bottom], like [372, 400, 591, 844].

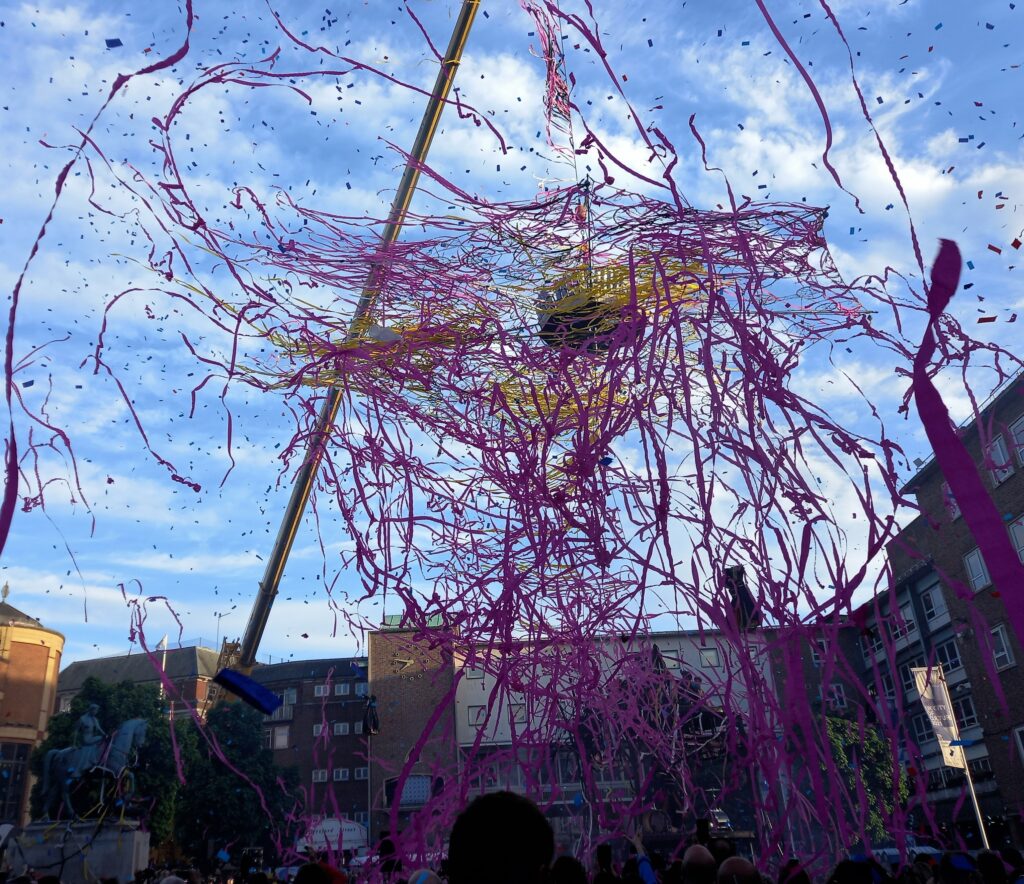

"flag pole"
[940, 675, 989, 849]
[225, 0, 482, 680]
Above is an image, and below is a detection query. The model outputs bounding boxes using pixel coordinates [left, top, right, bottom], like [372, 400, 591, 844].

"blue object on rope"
[214, 668, 283, 714]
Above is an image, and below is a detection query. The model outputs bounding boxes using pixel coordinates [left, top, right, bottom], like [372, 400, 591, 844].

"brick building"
[365, 625, 457, 846]
[854, 372, 1024, 846]
[57, 642, 220, 718]
[0, 588, 65, 826]
[250, 657, 370, 841]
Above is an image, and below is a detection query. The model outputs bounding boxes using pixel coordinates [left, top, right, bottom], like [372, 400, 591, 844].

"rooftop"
[58, 645, 220, 694]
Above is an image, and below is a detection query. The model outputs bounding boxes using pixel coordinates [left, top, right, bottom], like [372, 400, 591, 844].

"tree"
[30, 677, 199, 847]
[175, 702, 299, 867]
[826, 716, 910, 843]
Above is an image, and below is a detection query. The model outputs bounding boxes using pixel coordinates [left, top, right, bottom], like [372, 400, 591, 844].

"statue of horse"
[39, 718, 149, 820]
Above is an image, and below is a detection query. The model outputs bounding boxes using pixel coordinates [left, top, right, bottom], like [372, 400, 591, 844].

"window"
[468, 705, 487, 726]
[283, 688, 297, 705]
[314, 684, 330, 698]
[354, 721, 363, 735]
[262, 729, 272, 749]
[510, 704, 527, 724]
[988, 434, 1015, 484]
[935, 639, 962, 675]
[992, 624, 1016, 670]
[891, 606, 916, 641]
[1015, 726, 1024, 763]
[879, 672, 896, 700]
[1011, 516, 1024, 563]
[466, 666, 484, 679]
[333, 767, 350, 781]
[901, 657, 925, 693]
[699, 646, 721, 668]
[354, 812, 369, 826]
[355, 683, 369, 697]
[969, 756, 994, 780]
[824, 683, 847, 711]
[1011, 415, 1024, 466]
[952, 694, 979, 730]
[964, 548, 991, 592]
[920, 589, 937, 621]
[334, 722, 350, 736]
[911, 713, 933, 745]
[59, 696, 72, 713]
[313, 723, 324, 737]
[335, 682, 351, 696]
[354, 766, 369, 780]
[942, 481, 961, 520]
[312, 769, 328, 783]
[273, 726, 290, 749]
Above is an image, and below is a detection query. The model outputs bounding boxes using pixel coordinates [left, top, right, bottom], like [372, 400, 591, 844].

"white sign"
[296, 817, 368, 853]
[911, 667, 966, 769]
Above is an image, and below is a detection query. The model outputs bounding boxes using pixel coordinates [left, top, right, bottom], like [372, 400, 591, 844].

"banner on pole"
[912, 667, 966, 769]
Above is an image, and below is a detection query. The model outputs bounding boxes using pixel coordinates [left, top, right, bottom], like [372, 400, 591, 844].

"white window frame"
[354, 766, 369, 780]
[468, 705, 486, 726]
[312, 723, 324, 737]
[935, 638, 963, 675]
[1011, 516, 1024, 563]
[942, 481, 961, 520]
[273, 725, 289, 749]
[333, 767, 350, 782]
[262, 729, 272, 749]
[891, 606, 916, 641]
[920, 589, 937, 621]
[880, 672, 896, 700]
[465, 666, 484, 680]
[963, 548, 991, 592]
[335, 682, 351, 696]
[509, 703, 527, 724]
[952, 694, 979, 729]
[992, 624, 1016, 670]
[1015, 726, 1024, 762]
[824, 683, 847, 711]
[312, 769, 328, 783]
[699, 646, 721, 668]
[333, 721, 350, 736]
[988, 434, 1015, 485]
[314, 684, 330, 698]
[911, 712, 933, 745]
[354, 721, 363, 735]
[1010, 415, 1024, 466]
[355, 683, 369, 697]
[283, 688, 297, 705]
[901, 657, 925, 693]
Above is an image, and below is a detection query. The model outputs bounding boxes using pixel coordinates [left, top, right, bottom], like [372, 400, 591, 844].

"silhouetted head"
[976, 852, 1007, 884]
[682, 845, 717, 884]
[718, 857, 760, 884]
[447, 791, 554, 884]
[596, 843, 613, 872]
[551, 856, 588, 884]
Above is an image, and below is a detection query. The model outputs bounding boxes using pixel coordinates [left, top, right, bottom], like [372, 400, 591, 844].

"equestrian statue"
[39, 707, 149, 820]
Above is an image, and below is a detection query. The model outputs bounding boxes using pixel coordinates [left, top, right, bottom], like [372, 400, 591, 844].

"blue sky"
[1, 0, 1021, 664]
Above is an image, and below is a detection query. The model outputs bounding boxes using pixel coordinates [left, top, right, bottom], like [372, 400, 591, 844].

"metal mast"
[231, 0, 482, 676]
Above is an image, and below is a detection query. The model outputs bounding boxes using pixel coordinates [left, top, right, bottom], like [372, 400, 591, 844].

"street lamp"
[215, 606, 237, 648]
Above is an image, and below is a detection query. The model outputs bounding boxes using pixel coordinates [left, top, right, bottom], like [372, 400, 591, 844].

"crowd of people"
[3, 792, 1023, 884]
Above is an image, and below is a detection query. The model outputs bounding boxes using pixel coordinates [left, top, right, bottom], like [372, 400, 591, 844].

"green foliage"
[826, 716, 910, 843]
[30, 677, 199, 846]
[175, 703, 299, 864]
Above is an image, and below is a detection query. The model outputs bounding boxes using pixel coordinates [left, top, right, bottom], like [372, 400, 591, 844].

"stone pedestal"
[4, 820, 150, 884]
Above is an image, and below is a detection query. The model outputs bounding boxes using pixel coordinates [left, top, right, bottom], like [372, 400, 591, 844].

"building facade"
[57, 642, 220, 718]
[0, 590, 65, 826]
[853, 373, 1024, 847]
[250, 657, 370, 843]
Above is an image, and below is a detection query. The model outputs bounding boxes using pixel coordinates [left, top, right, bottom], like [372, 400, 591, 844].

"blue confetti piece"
[217, 849, 231, 862]
[967, 260, 975, 270]
[105, 38, 123, 48]
[935, 22, 943, 30]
